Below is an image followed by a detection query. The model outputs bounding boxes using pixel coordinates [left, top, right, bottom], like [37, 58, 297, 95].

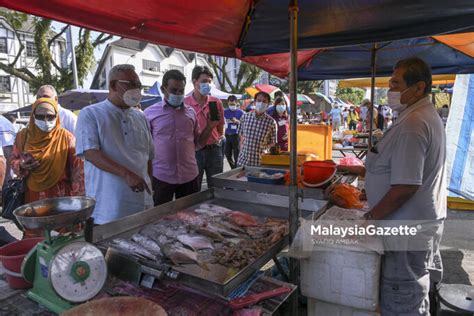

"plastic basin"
[0, 237, 43, 289]
[302, 161, 337, 185]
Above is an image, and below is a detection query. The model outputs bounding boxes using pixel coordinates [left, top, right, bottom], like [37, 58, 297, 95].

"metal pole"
[368, 43, 377, 149]
[67, 26, 79, 89]
[289, 1, 300, 315]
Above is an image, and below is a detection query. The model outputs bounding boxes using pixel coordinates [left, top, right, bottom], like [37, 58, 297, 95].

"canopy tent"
[339, 74, 457, 88]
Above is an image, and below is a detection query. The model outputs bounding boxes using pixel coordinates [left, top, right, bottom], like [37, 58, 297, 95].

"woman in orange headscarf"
[10, 98, 84, 226]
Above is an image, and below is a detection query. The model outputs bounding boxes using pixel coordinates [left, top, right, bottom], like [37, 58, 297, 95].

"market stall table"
[332, 147, 369, 160]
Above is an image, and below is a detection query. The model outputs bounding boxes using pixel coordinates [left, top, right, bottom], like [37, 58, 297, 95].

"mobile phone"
[209, 101, 219, 121]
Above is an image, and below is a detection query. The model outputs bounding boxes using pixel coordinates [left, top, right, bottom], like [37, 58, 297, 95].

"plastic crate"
[260, 154, 311, 166]
[288, 124, 333, 160]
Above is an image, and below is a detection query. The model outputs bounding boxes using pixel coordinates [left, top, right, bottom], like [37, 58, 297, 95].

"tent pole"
[368, 43, 378, 149]
[289, 0, 300, 315]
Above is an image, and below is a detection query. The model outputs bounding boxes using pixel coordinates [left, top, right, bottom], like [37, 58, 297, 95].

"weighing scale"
[14, 197, 107, 314]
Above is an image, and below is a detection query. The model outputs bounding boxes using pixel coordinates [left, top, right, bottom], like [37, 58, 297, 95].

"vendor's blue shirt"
[224, 108, 244, 135]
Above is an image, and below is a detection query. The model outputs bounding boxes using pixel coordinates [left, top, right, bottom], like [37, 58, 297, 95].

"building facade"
[0, 16, 65, 112]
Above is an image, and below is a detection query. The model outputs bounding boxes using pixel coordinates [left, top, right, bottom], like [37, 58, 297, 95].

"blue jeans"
[195, 144, 224, 190]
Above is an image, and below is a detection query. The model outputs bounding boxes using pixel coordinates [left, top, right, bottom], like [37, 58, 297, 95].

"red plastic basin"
[0, 237, 43, 289]
[302, 161, 337, 185]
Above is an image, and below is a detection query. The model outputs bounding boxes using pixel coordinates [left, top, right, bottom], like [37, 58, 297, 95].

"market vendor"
[184, 66, 225, 190]
[270, 97, 289, 151]
[145, 70, 219, 205]
[75, 64, 154, 224]
[338, 57, 446, 315]
[237, 92, 277, 166]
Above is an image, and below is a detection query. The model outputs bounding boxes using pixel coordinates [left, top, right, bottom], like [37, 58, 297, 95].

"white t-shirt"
[58, 104, 77, 134]
[365, 96, 446, 221]
[360, 105, 368, 120]
[75, 99, 154, 224]
[0, 116, 16, 156]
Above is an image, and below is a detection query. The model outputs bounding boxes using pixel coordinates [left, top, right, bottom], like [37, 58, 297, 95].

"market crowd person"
[339, 57, 446, 315]
[270, 97, 289, 151]
[11, 98, 84, 237]
[145, 70, 219, 205]
[328, 103, 343, 131]
[224, 95, 244, 169]
[347, 106, 359, 130]
[0, 114, 16, 187]
[184, 66, 225, 190]
[36, 85, 77, 134]
[75, 64, 154, 224]
[438, 104, 449, 126]
[359, 99, 370, 130]
[237, 92, 277, 166]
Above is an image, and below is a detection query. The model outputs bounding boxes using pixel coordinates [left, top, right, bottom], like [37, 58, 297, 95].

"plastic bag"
[328, 183, 364, 209]
[339, 156, 364, 166]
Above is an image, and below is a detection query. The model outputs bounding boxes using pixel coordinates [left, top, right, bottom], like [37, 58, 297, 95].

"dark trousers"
[224, 134, 240, 169]
[152, 176, 199, 206]
[349, 121, 357, 130]
[195, 144, 223, 190]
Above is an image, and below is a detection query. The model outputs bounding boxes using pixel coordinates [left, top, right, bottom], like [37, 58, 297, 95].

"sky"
[51, 21, 116, 88]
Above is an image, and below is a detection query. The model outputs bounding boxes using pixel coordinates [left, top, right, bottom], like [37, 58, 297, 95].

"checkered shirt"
[237, 111, 277, 166]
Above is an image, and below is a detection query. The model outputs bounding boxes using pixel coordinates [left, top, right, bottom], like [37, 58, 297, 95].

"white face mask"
[387, 86, 411, 113]
[276, 104, 286, 114]
[166, 94, 184, 108]
[228, 105, 237, 111]
[255, 102, 268, 114]
[122, 88, 142, 107]
[35, 119, 56, 132]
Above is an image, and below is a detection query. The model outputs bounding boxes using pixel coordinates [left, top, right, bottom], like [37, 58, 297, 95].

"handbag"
[1, 131, 28, 221]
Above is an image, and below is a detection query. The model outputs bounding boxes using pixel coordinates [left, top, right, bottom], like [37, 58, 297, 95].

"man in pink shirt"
[184, 66, 225, 190]
[144, 70, 218, 205]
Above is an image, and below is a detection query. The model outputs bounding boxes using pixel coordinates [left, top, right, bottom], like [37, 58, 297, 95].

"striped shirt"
[237, 111, 277, 166]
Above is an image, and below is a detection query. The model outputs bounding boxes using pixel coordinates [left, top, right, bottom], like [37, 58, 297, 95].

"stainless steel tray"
[94, 188, 327, 297]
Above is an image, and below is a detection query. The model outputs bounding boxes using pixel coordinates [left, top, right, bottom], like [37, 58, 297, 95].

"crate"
[260, 153, 313, 166]
[288, 124, 333, 160]
[307, 299, 380, 316]
[447, 197, 474, 210]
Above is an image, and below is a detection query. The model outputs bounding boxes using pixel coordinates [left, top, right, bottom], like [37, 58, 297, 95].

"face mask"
[276, 105, 286, 113]
[255, 102, 268, 113]
[387, 87, 411, 112]
[199, 83, 211, 96]
[122, 88, 142, 107]
[228, 105, 237, 111]
[35, 119, 56, 132]
[166, 94, 184, 108]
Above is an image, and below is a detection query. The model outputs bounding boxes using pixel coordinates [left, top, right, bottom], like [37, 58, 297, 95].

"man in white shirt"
[36, 85, 77, 134]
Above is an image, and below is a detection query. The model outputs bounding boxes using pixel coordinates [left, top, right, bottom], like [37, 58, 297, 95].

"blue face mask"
[166, 94, 184, 108]
[199, 83, 211, 96]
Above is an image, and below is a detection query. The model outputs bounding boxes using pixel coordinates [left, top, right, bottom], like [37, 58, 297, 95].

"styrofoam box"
[300, 245, 381, 311]
[307, 299, 380, 316]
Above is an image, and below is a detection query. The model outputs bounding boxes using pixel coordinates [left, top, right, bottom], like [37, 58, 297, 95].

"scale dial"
[49, 241, 107, 303]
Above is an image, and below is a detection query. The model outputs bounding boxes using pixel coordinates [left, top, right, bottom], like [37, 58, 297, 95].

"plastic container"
[307, 299, 380, 316]
[0, 237, 43, 289]
[447, 197, 474, 210]
[247, 169, 285, 185]
[301, 161, 337, 185]
[288, 124, 333, 160]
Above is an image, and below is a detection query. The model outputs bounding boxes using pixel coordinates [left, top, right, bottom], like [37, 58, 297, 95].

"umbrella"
[255, 84, 279, 94]
[339, 74, 457, 88]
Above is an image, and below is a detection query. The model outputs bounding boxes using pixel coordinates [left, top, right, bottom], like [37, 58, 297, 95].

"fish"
[217, 218, 248, 234]
[227, 211, 258, 227]
[177, 234, 214, 251]
[165, 211, 206, 226]
[198, 204, 233, 215]
[131, 233, 163, 257]
[190, 225, 225, 241]
[111, 238, 156, 260]
[206, 222, 240, 238]
[161, 242, 209, 270]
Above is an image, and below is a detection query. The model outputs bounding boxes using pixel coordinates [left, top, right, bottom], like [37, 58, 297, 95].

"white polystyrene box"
[307, 298, 381, 316]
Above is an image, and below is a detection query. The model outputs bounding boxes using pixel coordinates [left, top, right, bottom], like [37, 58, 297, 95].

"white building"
[0, 14, 66, 112]
[91, 38, 211, 92]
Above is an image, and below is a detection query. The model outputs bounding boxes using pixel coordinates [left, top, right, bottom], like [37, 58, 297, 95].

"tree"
[335, 87, 365, 105]
[270, 76, 324, 95]
[206, 56, 262, 94]
[0, 10, 113, 93]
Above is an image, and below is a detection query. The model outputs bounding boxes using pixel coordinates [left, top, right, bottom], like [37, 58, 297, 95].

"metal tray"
[94, 188, 327, 297]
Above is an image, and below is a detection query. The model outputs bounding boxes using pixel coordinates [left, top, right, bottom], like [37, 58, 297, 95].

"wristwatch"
[364, 212, 373, 220]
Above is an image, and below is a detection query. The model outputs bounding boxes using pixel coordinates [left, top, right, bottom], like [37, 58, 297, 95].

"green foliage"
[335, 87, 365, 105]
[207, 56, 261, 94]
[270, 77, 323, 95]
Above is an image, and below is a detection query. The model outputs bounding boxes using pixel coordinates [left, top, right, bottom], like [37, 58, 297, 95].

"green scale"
[14, 197, 107, 314]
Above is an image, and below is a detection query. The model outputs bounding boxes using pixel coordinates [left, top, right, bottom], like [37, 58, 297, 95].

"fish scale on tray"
[109, 204, 289, 270]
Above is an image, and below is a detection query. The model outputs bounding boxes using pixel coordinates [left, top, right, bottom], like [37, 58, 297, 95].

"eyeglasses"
[34, 114, 57, 121]
[116, 80, 142, 90]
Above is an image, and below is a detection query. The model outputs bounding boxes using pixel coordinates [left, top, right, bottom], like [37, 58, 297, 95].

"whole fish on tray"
[189, 225, 225, 241]
[197, 203, 233, 215]
[111, 238, 157, 261]
[161, 242, 209, 270]
[177, 234, 214, 251]
[131, 233, 163, 257]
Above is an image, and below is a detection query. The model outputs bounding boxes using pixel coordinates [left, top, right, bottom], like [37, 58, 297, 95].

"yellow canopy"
[339, 74, 456, 88]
